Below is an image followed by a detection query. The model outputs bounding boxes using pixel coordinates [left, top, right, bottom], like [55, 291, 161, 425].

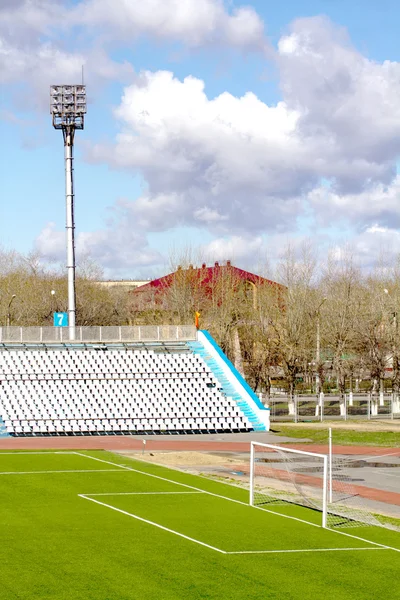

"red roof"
[132, 262, 282, 296]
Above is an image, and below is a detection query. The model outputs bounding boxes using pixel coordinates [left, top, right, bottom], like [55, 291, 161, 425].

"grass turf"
[273, 425, 400, 447]
[0, 450, 399, 600]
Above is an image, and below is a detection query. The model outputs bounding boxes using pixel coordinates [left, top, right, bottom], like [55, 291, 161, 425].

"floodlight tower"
[50, 84, 86, 340]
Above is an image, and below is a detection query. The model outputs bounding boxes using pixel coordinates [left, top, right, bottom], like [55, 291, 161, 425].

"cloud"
[35, 213, 162, 276]
[201, 227, 400, 275]
[10, 11, 400, 274]
[200, 232, 322, 268]
[88, 70, 303, 235]
[278, 16, 400, 193]
[0, 0, 268, 108]
[77, 0, 268, 52]
[329, 226, 400, 270]
[34, 222, 65, 262]
[308, 176, 400, 229]
[2, 46, 132, 113]
[0, 3, 134, 110]
[194, 206, 228, 224]
[84, 16, 400, 246]
[201, 235, 266, 263]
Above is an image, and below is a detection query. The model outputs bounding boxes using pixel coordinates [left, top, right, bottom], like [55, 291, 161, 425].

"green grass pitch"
[0, 450, 399, 599]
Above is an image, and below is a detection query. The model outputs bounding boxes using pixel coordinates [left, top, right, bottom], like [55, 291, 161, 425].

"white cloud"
[201, 235, 265, 263]
[35, 211, 162, 276]
[34, 222, 65, 262]
[0, 0, 268, 105]
[77, 0, 268, 51]
[337, 226, 400, 270]
[83, 16, 400, 247]
[278, 16, 400, 193]
[308, 176, 400, 229]
[201, 227, 400, 275]
[88, 70, 303, 235]
[194, 206, 228, 224]
[0, 2, 134, 110]
[8, 10, 400, 273]
[366, 225, 389, 234]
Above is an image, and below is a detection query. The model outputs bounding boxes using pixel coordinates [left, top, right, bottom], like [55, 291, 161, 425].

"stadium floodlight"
[50, 84, 86, 130]
[50, 84, 87, 340]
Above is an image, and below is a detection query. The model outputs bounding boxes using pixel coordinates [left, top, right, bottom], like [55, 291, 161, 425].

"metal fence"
[0, 325, 197, 344]
[267, 393, 400, 422]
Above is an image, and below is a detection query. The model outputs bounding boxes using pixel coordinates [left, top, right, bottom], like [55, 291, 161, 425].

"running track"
[0, 434, 399, 456]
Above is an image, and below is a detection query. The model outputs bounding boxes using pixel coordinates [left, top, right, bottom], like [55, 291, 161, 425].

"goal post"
[250, 442, 328, 528]
[251, 439, 400, 532]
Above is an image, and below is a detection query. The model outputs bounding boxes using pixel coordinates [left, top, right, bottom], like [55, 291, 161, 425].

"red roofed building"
[128, 261, 283, 376]
[129, 261, 283, 313]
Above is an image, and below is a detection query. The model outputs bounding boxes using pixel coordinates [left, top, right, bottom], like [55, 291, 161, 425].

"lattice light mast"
[50, 85, 86, 340]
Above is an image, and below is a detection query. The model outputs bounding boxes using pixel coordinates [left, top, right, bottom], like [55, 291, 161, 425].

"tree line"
[1, 245, 400, 400]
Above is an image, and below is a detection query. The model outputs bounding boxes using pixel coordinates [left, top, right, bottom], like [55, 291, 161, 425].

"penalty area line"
[84, 491, 206, 496]
[78, 494, 226, 555]
[0, 451, 76, 455]
[73, 452, 400, 555]
[226, 547, 390, 555]
[0, 469, 126, 476]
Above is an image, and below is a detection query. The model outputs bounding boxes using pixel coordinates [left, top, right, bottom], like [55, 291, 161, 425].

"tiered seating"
[0, 347, 252, 436]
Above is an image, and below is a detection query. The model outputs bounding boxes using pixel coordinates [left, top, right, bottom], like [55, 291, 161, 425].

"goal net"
[250, 442, 400, 531]
[250, 442, 328, 527]
[327, 454, 400, 531]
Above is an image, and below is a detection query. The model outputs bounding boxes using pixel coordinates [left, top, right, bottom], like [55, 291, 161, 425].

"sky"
[2, 0, 400, 279]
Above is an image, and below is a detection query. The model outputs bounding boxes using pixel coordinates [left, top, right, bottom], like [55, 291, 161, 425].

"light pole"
[50, 84, 86, 340]
[51, 290, 56, 323]
[6, 294, 16, 327]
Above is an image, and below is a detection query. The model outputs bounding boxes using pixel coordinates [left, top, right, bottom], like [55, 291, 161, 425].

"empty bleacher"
[0, 343, 254, 436]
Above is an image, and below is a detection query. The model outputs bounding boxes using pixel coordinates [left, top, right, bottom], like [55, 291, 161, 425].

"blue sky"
[2, 0, 400, 278]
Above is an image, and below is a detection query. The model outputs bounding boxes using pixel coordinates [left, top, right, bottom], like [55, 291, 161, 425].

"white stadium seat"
[0, 345, 252, 437]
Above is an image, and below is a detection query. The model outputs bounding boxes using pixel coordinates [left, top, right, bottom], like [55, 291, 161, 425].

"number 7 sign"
[53, 312, 68, 327]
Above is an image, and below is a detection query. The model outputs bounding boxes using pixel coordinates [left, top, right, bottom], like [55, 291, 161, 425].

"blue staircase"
[188, 341, 266, 431]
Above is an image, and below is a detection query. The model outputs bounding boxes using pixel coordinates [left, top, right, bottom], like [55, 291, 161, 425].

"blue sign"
[0, 418, 10, 438]
[54, 312, 68, 327]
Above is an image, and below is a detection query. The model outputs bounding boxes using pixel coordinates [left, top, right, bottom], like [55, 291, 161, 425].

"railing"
[267, 393, 400, 422]
[0, 325, 197, 344]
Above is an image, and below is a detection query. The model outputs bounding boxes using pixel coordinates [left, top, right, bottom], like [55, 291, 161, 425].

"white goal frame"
[250, 442, 328, 528]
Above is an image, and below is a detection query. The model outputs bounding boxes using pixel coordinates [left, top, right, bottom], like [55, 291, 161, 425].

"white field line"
[331, 528, 400, 553]
[73, 452, 328, 530]
[226, 547, 389, 555]
[74, 451, 400, 555]
[86, 491, 205, 496]
[80, 492, 386, 556]
[0, 469, 125, 476]
[0, 451, 76, 455]
[79, 494, 227, 555]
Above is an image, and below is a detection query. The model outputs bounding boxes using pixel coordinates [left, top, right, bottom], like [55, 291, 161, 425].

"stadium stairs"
[0, 328, 269, 437]
[188, 333, 268, 432]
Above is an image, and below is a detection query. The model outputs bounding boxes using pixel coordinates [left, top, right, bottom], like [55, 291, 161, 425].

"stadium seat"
[0, 344, 255, 437]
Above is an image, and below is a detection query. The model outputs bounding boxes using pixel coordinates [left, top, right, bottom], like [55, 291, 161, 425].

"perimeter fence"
[0, 325, 197, 344]
[266, 392, 400, 422]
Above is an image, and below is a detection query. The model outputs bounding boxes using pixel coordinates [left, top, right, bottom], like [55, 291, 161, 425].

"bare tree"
[321, 248, 362, 403]
[271, 242, 317, 401]
[241, 281, 282, 399]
